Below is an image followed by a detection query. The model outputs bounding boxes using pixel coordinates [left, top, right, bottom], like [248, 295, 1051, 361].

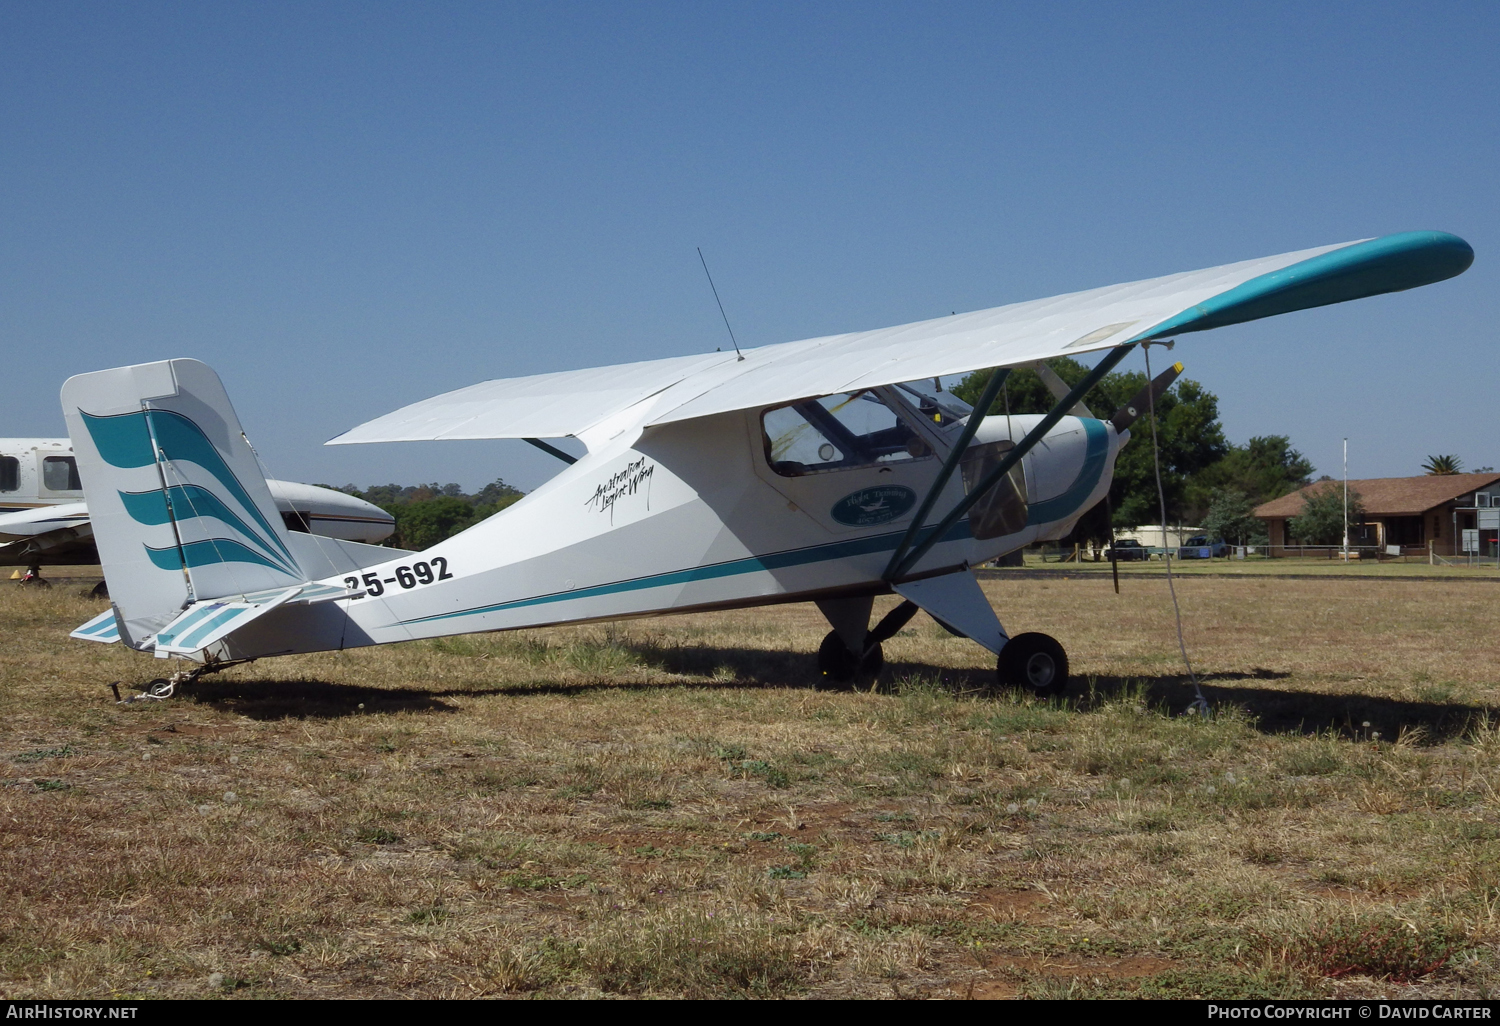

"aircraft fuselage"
[216, 408, 1119, 659]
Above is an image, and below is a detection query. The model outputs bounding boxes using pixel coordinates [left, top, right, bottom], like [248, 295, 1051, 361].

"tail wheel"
[817, 630, 883, 689]
[997, 632, 1068, 697]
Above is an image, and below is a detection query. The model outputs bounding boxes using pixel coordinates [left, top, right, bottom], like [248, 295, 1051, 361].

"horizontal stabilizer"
[284, 532, 417, 579]
[149, 582, 354, 657]
[71, 609, 121, 644]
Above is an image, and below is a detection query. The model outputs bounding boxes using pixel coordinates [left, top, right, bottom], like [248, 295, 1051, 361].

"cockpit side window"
[762, 392, 932, 477]
[0, 456, 17, 492]
[42, 456, 82, 492]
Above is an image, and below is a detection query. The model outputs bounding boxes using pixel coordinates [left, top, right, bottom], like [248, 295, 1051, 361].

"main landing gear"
[16, 564, 50, 588]
[814, 583, 1070, 698]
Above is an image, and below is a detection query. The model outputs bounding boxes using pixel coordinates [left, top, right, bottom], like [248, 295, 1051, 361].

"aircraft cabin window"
[763, 392, 930, 477]
[0, 456, 17, 492]
[42, 456, 82, 492]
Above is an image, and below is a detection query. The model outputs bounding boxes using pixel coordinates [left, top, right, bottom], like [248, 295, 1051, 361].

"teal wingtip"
[1135, 230, 1474, 341]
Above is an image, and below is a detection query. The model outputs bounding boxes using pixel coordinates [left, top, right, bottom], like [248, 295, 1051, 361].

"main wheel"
[997, 632, 1068, 697]
[817, 630, 883, 689]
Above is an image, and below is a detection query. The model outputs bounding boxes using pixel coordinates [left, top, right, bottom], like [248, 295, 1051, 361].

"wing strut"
[885, 343, 1137, 582]
[880, 366, 1011, 580]
[523, 438, 577, 465]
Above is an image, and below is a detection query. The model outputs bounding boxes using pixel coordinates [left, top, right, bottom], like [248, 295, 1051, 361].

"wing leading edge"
[328, 231, 1471, 446]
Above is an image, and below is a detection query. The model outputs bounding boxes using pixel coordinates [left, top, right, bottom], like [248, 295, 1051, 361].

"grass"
[2, 571, 1500, 998]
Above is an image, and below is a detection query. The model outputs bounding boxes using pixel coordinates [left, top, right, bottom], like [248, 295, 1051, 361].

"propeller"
[1110, 361, 1183, 433]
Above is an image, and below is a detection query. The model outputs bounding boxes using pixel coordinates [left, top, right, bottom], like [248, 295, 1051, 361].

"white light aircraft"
[61, 231, 1472, 699]
[0, 438, 396, 587]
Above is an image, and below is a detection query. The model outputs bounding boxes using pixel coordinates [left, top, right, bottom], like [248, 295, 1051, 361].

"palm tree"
[1422, 454, 1463, 475]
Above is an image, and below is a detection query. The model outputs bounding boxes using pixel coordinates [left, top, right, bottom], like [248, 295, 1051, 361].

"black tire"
[90, 581, 110, 600]
[817, 630, 883, 689]
[997, 632, 1068, 697]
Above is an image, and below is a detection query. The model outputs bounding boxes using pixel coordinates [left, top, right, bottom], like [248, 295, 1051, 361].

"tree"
[950, 356, 1114, 418]
[1423, 454, 1463, 475]
[1187, 435, 1313, 516]
[1102, 375, 1228, 530]
[335, 477, 528, 549]
[1201, 488, 1267, 546]
[389, 496, 477, 550]
[1288, 483, 1364, 545]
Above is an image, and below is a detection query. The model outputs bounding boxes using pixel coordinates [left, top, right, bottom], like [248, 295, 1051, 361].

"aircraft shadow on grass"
[183, 645, 1495, 743]
[1081, 674, 1495, 743]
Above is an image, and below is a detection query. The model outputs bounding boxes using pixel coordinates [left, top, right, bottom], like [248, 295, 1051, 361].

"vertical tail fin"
[62, 359, 308, 649]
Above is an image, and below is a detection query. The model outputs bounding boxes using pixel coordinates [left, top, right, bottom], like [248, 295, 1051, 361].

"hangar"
[1254, 472, 1500, 557]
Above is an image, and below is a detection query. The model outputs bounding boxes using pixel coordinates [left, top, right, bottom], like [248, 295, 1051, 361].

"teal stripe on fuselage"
[1026, 419, 1110, 526]
[400, 518, 976, 627]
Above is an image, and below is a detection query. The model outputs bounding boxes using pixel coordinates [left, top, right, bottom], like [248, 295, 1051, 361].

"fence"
[1037, 543, 1429, 563]
[1015, 541, 1496, 566]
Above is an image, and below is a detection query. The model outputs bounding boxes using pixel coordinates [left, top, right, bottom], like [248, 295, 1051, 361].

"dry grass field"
[3, 570, 1500, 999]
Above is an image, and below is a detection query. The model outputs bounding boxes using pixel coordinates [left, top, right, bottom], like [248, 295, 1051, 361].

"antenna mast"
[697, 247, 744, 362]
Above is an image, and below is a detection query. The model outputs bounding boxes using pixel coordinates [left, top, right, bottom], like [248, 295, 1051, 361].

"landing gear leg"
[996, 633, 1069, 698]
[814, 595, 877, 689]
[814, 597, 922, 689]
[18, 564, 49, 588]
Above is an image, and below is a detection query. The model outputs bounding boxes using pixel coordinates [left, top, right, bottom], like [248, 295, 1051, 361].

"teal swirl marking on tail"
[79, 410, 156, 468]
[80, 406, 298, 570]
[143, 409, 295, 565]
[145, 539, 295, 573]
[119, 485, 298, 575]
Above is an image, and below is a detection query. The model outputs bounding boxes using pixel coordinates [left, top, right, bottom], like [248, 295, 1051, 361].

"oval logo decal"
[830, 485, 917, 527]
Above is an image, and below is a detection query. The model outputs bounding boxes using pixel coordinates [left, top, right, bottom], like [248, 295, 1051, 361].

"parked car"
[1177, 536, 1229, 559]
[1105, 538, 1150, 561]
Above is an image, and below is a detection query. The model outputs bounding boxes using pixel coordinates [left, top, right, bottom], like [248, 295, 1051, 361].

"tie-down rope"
[1142, 343, 1211, 717]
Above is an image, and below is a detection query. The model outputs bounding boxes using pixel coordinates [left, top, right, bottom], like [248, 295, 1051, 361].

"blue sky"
[2, 2, 1495, 491]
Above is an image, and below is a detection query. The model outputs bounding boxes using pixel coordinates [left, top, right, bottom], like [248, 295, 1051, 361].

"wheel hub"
[1025, 653, 1055, 688]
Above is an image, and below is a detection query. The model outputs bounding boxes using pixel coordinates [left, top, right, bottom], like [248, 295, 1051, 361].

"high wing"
[328, 231, 1472, 446]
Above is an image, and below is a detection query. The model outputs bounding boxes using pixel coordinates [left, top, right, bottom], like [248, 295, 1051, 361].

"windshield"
[763, 392, 930, 477]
